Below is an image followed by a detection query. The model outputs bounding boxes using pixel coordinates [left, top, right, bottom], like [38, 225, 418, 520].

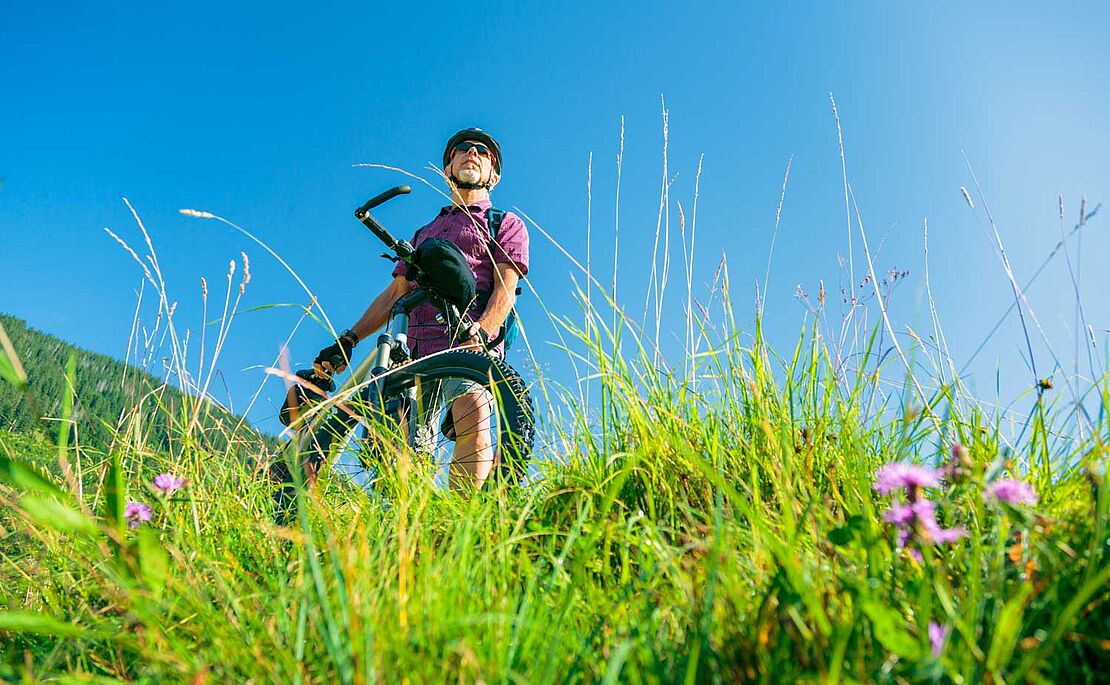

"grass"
[1, 116, 1108, 683]
[2, 292, 1107, 683]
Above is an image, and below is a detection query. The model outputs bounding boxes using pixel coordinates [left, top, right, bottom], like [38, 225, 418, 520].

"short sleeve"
[492, 212, 529, 276]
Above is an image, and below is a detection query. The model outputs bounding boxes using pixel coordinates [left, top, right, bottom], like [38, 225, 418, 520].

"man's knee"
[451, 391, 492, 429]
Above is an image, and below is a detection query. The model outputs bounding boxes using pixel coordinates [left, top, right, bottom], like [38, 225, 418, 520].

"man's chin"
[455, 171, 481, 185]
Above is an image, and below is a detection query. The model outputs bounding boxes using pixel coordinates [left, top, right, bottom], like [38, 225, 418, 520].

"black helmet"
[443, 127, 502, 175]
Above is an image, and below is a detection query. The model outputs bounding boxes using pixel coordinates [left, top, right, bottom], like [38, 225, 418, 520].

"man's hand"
[313, 331, 357, 376]
[473, 264, 520, 348]
[462, 321, 488, 350]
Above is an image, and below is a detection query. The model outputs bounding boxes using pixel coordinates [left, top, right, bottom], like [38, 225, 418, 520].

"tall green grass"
[1, 123, 1108, 682]
[2, 276, 1107, 683]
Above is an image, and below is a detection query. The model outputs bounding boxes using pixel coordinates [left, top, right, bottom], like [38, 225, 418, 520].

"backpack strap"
[482, 207, 523, 351]
[487, 207, 505, 240]
[486, 207, 522, 295]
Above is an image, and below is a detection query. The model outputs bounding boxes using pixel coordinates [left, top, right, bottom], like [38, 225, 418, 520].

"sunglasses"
[452, 141, 493, 159]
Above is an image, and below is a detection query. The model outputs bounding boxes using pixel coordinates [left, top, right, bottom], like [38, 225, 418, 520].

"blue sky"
[3, 2, 1110, 432]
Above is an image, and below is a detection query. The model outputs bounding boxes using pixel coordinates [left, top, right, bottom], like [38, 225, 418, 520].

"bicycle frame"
[292, 184, 499, 466]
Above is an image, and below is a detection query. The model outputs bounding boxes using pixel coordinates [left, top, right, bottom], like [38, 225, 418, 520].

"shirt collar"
[439, 198, 492, 216]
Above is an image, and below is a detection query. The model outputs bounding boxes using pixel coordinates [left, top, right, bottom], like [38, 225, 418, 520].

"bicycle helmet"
[443, 127, 502, 176]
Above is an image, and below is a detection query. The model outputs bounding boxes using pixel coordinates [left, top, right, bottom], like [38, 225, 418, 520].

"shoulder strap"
[487, 207, 505, 240]
[484, 207, 522, 298]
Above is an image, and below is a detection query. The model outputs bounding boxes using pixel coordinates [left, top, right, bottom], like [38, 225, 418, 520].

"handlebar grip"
[355, 185, 411, 217]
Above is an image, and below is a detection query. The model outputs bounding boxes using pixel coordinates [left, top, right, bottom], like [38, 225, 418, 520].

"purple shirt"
[391, 198, 529, 358]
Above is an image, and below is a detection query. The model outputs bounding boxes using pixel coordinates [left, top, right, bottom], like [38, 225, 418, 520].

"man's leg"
[268, 443, 323, 526]
[447, 388, 495, 491]
[409, 380, 443, 459]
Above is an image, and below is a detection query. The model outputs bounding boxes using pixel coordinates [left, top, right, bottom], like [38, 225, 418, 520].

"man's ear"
[488, 170, 500, 190]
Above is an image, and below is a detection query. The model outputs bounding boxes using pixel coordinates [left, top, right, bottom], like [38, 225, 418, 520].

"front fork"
[372, 308, 410, 375]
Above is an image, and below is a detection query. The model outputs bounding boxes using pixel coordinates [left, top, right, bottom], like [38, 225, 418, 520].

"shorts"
[409, 376, 494, 456]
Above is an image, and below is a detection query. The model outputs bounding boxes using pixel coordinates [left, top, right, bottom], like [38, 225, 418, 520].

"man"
[313, 127, 529, 491]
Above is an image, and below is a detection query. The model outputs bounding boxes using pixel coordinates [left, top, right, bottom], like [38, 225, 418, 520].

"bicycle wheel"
[334, 349, 534, 490]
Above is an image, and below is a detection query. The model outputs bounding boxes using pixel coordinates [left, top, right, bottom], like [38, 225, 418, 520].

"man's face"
[446, 140, 498, 188]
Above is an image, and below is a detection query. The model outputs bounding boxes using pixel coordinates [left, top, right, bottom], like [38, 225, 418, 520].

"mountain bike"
[271, 186, 534, 516]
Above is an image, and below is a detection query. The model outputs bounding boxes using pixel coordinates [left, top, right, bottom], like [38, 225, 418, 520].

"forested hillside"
[0, 313, 272, 457]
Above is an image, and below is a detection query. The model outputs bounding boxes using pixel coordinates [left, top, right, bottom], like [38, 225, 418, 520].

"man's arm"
[314, 275, 412, 375]
[475, 263, 521, 339]
[350, 275, 413, 341]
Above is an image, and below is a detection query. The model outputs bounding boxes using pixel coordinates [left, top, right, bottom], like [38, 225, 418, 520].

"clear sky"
[3, 1, 1109, 433]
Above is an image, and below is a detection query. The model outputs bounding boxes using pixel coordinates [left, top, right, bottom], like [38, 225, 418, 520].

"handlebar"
[356, 185, 411, 215]
[355, 185, 413, 257]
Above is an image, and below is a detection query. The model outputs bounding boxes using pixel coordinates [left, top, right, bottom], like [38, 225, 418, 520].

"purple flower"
[873, 463, 942, 495]
[882, 492, 966, 551]
[883, 502, 915, 526]
[124, 501, 152, 528]
[897, 527, 913, 549]
[915, 500, 967, 544]
[875, 462, 966, 556]
[908, 547, 924, 563]
[928, 621, 949, 657]
[884, 499, 936, 526]
[983, 479, 1037, 506]
[153, 472, 186, 496]
[944, 443, 973, 481]
[911, 498, 937, 519]
[924, 523, 968, 544]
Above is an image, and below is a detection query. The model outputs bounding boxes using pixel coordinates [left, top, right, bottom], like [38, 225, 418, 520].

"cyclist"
[312, 127, 529, 491]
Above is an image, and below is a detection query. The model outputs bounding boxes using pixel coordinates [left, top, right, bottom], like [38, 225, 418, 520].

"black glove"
[313, 330, 358, 375]
[278, 369, 335, 428]
[294, 368, 335, 397]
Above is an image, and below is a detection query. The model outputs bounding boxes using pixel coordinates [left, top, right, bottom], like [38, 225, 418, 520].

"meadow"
[1, 139, 1108, 683]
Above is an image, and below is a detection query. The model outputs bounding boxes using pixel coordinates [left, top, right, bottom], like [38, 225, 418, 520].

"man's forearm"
[477, 264, 521, 338]
[477, 287, 515, 337]
[349, 277, 411, 342]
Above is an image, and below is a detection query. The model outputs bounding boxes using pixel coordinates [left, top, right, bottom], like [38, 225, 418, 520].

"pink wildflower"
[910, 498, 937, 520]
[923, 522, 968, 544]
[883, 502, 916, 526]
[875, 462, 965, 553]
[983, 479, 1037, 506]
[897, 527, 913, 549]
[928, 621, 949, 657]
[153, 472, 186, 496]
[944, 443, 973, 481]
[873, 463, 942, 495]
[884, 499, 939, 526]
[124, 501, 152, 528]
[898, 499, 966, 545]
